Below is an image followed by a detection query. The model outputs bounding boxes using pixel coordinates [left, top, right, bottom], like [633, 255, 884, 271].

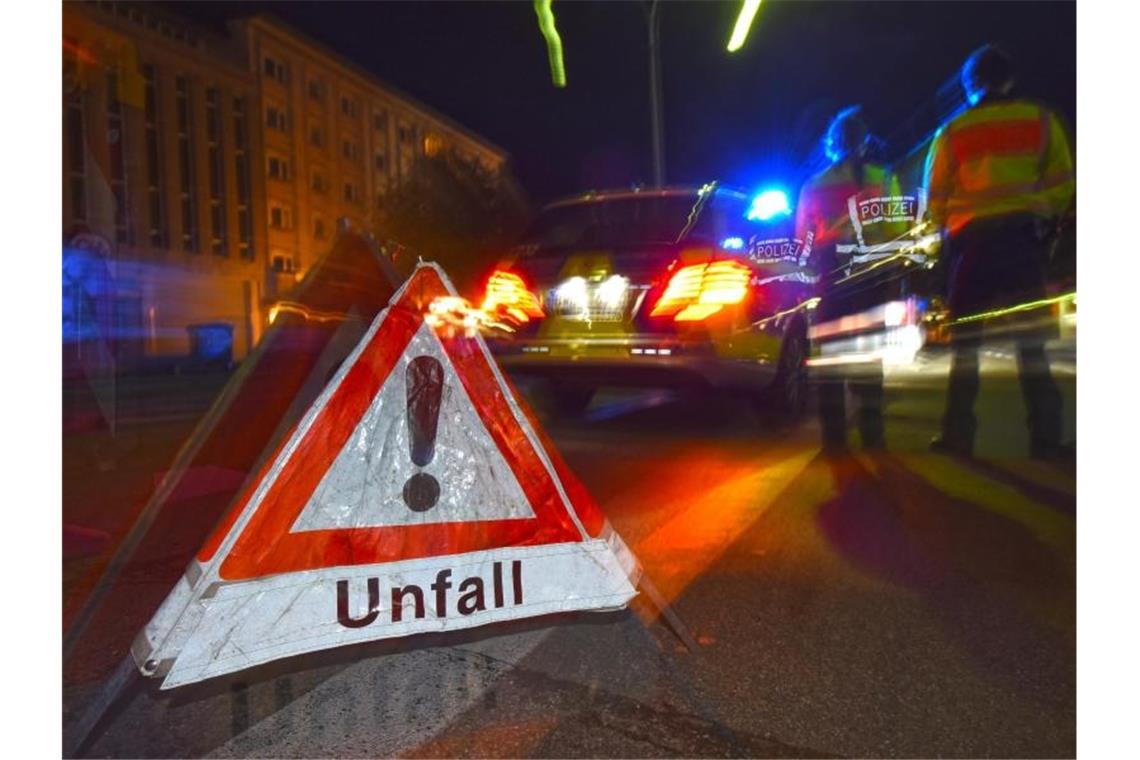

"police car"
[478, 184, 819, 417]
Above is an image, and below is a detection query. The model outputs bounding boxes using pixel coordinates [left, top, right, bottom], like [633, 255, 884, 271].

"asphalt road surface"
[63, 343, 1076, 758]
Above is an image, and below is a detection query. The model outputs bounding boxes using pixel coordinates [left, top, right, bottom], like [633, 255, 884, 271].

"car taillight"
[481, 270, 544, 322]
[650, 260, 751, 322]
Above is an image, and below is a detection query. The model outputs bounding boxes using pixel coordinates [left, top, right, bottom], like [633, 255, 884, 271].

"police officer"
[797, 106, 910, 453]
[924, 45, 1075, 459]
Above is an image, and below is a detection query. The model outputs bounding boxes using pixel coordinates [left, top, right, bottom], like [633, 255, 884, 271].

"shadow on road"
[816, 453, 1075, 706]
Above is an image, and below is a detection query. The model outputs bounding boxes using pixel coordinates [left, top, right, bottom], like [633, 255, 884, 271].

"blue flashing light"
[747, 189, 791, 221]
[721, 236, 745, 251]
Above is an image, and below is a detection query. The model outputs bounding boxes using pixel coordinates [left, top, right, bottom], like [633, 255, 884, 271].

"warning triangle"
[291, 321, 537, 531]
[131, 263, 640, 689]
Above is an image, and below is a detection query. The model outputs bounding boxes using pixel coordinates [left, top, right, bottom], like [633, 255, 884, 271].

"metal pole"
[647, 0, 665, 187]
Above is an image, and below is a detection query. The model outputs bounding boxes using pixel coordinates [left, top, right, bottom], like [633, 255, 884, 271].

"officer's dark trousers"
[941, 215, 1063, 454]
[816, 275, 886, 451]
[819, 363, 884, 449]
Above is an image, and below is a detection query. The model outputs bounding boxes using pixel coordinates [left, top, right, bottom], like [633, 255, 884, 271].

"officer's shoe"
[929, 436, 972, 458]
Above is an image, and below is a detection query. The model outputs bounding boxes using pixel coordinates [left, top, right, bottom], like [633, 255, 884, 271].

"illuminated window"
[311, 169, 329, 194]
[340, 95, 358, 119]
[267, 155, 291, 181]
[271, 254, 296, 273]
[206, 87, 226, 256]
[233, 97, 253, 260]
[269, 204, 293, 230]
[175, 75, 198, 252]
[266, 105, 289, 132]
[143, 64, 167, 248]
[264, 56, 289, 84]
[422, 133, 444, 157]
[106, 70, 131, 244]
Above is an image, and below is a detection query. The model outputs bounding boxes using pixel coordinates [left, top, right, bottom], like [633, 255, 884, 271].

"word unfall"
[336, 560, 524, 628]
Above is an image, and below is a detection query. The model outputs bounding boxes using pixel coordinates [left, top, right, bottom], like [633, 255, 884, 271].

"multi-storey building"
[63, 2, 508, 363]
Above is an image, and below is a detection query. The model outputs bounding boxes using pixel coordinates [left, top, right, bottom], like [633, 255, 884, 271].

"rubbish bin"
[186, 322, 234, 368]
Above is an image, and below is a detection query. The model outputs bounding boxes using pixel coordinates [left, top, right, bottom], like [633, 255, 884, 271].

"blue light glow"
[721, 236, 745, 251]
[747, 189, 791, 221]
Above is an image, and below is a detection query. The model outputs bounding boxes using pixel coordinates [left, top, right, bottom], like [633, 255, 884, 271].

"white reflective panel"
[291, 322, 535, 531]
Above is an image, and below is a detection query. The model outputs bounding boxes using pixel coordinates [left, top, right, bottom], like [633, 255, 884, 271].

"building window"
[266, 105, 289, 132]
[423, 134, 444, 157]
[65, 52, 86, 223]
[343, 181, 359, 204]
[143, 65, 167, 248]
[271, 254, 296, 273]
[234, 96, 253, 260]
[263, 56, 288, 84]
[340, 95, 358, 119]
[309, 124, 324, 148]
[313, 216, 327, 240]
[373, 111, 388, 132]
[374, 152, 387, 173]
[341, 139, 361, 163]
[308, 78, 324, 102]
[175, 75, 198, 252]
[310, 169, 329, 194]
[398, 124, 414, 144]
[269, 203, 293, 230]
[267, 155, 291, 181]
[106, 70, 131, 244]
[206, 87, 226, 256]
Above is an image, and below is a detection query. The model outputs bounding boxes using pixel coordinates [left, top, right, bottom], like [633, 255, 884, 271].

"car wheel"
[763, 333, 808, 421]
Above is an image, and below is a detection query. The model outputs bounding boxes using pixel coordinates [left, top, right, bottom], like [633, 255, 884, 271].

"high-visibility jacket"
[795, 162, 919, 280]
[923, 98, 1075, 236]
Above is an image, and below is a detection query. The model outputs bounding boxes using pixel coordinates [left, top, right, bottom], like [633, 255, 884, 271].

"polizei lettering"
[857, 196, 918, 224]
[336, 560, 524, 628]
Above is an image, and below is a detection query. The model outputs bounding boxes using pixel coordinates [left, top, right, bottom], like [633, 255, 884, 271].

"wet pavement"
[63, 344, 1076, 757]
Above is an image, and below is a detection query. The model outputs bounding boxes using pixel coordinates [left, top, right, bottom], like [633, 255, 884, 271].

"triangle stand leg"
[637, 573, 700, 653]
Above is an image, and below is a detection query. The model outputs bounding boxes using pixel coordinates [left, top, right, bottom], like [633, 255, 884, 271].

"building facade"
[63, 2, 508, 362]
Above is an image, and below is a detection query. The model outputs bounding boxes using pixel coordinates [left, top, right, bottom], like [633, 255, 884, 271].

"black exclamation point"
[403, 355, 443, 512]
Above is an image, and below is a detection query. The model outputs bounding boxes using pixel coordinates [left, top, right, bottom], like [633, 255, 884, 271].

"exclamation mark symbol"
[403, 355, 444, 512]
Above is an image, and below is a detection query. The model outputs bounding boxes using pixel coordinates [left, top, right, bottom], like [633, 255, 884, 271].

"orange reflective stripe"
[949, 119, 1043, 165]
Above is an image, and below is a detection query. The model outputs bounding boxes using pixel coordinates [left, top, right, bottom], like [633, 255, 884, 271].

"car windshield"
[524, 195, 703, 249]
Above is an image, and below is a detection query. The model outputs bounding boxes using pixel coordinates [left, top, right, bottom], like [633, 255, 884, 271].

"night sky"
[166, 1, 1076, 203]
